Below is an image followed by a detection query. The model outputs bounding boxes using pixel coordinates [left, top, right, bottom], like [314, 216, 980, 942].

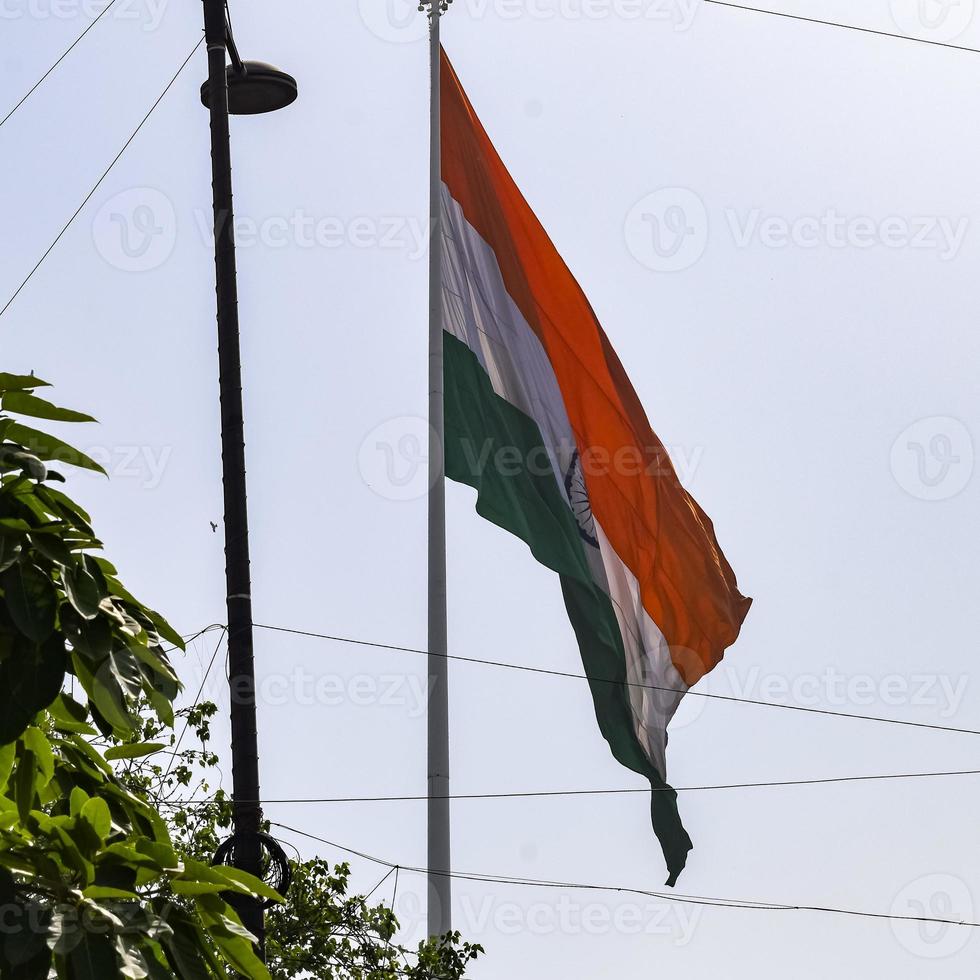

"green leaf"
[145, 608, 184, 652]
[141, 940, 176, 980]
[80, 796, 112, 840]
[1, 906, 51, 978]
[2, 391, 96, 423]
[91, 556, 117, 576]
[68, 614, 112, 661]
[55, 691, 88, 722]
[99, 842, 167, 875]
[5, 422, 105, 475]
[73, 654, 134, 735]
[48, 822, 95, 881]
[196, 894, 270, 979]
[172, 860, 257, 898]
[0, 517, 31, 535]
[171, 880, 235, 897]
[0, 534, 21, 573]
[35, 484, 93, 531]
[114, 934, 151, 979]
[21, 727, 54, 782]
[68, 932, 117, 980]
[91, 862, 139, 897]
[161, 914, 219, 980]
[82, 553, 109, 596]
[0, 741, 14, 788]
[81, 884, 139, 900]
[30, 530, 73, 565]
[1, 450, 47, 481]
[108, 646, 144, 700]
[147, 688, 174, 727]
[131, 644, 180, 692]
[134, 839, 179, 871]
[0, 634, 66, 743]
[69, 786, 90, 816]
[14, 747, 37, 822]
[0, 373, 50, 393]
[104, 742, 166, 762]
[210, 865, 283, 903]
[2, 562, 57, 642]
[63, 734, 113, 778]
[62, 561, 102, 619]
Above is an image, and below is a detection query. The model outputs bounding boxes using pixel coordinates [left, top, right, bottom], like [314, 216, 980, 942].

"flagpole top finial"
[419, 0, 453, 16]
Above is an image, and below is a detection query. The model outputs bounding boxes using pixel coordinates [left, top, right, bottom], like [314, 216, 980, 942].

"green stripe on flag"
[444, 330, 692, 884]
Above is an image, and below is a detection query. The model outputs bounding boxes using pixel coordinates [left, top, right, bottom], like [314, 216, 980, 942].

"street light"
[199, 0, 296, 959]
[200, 61, 298, 116]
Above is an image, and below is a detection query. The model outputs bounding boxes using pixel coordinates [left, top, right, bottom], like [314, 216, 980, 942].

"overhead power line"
[703, 0, 980, 54]
[0, 35, 204, 320]
[156, 768, 980, 806]
[2, 3, 974, 328]
[253, 623, 980, 737]
[0, 0, 972, 142]
[270, 821, 980, 930]
[0, 0, 120, 131]
[163, 625, 227, 781]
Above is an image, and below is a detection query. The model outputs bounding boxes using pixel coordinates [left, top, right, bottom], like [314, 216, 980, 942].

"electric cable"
[254, 623, 980, 737]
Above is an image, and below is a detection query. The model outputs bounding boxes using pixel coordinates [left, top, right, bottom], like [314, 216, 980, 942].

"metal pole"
[427, 4, 452, 939]
[202, 0, 265, 955]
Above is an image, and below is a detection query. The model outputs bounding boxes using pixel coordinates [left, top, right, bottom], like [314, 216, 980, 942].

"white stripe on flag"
[441, 181, 688, 776]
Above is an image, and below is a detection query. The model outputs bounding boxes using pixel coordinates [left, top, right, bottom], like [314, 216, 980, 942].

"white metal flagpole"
[427, 0, 452, 938]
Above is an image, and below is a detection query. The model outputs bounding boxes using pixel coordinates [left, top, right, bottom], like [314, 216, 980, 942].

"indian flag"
[438, 49, 751, 885]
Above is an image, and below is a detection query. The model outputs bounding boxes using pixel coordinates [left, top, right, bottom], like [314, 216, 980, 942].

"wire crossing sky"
[253, 622, 980, 736]
[269, 821, 980, 929]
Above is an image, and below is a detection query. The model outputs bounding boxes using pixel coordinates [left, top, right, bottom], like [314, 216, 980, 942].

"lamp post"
[199, 0, 296, 957]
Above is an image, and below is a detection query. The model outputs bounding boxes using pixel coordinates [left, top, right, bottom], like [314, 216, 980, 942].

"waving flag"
[438, 49, 751, 885]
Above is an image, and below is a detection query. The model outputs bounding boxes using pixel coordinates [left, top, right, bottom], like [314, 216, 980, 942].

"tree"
[0, 373, 279, 978]
[0, 372, 483, 978]
[123, 700, 484, 979]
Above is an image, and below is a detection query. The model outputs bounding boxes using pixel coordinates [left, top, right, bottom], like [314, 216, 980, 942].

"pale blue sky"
[3, 1, 980, 975]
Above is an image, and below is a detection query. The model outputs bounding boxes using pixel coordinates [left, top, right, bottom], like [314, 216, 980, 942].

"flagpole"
[427, 1, 452, 939]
